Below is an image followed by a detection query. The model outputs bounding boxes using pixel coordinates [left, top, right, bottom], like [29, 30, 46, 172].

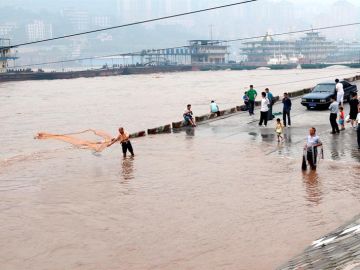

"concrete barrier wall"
[130, 131, 146, 138]
[172, 120, 188, 129]
[130, 75, 359, 137]
[147, 124, 171, 135]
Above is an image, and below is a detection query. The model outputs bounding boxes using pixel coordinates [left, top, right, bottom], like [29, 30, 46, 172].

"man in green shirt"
[246, 85, 257, 115]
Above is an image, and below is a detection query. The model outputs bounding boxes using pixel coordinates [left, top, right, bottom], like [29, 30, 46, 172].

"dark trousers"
[259, 111, 268, 126]
[249, 100, 255, 115]
[283, 110, 291, 126]
[330, 113, 339, 133]
[267, 105, 273, 120]
[357, 125, 360, 148]
[307, 147, 318, 170]
[121, 141, 134, 156]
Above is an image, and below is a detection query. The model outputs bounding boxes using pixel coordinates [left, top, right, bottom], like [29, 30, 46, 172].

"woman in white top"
[303, 127, 323, 170]
[258, 92, 270, 127]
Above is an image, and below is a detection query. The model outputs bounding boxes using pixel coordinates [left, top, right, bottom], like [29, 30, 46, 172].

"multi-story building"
[241, 32, 339, 65]
[92, 16, 111, 28]
[0, 23, 17, 37]
[62, 9, 90, 32]
[26, 20, 53, 42]
[189, 40, 228, 64]
[295, 32, 337, 63]
[0, 38, 17, 73]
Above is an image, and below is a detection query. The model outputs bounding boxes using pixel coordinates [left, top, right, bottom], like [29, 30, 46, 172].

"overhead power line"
[10, 21, 360, 70]
[8, 0, 257, 48]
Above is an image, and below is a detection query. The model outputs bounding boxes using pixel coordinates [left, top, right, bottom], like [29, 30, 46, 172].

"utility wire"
[10, 21, 360, 69]
[8, 0, 257, 48]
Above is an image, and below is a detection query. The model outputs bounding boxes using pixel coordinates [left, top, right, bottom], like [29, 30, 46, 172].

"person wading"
[247, 85, 257, 116]
[107, 127, 135, 158]
[303, 127, 323, 170]
[258, 92, 270, 127]
[329, 96, 340, 134]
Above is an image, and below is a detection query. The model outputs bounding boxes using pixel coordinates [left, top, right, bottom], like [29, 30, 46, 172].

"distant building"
[92, 16, 111, 28]
[295, 32, 337, 63]
[62, 9, 90, 31]
[333, 40, 360, 63]
[241, 32, 339, 65]
[0, 23, 17, 37]
[189, 40, 229, 65]
[26, 20, 53, 42]
[0, 39, 18, 73]
[241, 33, 296, 65]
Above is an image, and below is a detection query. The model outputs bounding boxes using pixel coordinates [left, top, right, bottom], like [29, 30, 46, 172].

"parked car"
[301, 80, 357, 109]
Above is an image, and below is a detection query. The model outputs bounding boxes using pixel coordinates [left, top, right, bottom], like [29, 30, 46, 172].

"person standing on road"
[356, 106, 360, 150]
[258, 92, 269, 127]
[282, 93, 292, 127]
[107, 127, 135, 158]
[275, 118, 284, 142]
[329, 96, 340, 134]
[349, 92, 359, 128]
[339, 106, 345, 130]
[210, 100, 220, 116]
[265, 88, 274, 121]
[247, 85, 257, 116]
[335, 79, 344, 106]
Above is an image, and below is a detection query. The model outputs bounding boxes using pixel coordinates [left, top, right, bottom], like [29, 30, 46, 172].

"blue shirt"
[282, 97, 292, 111]
[210, 102, 219, 113]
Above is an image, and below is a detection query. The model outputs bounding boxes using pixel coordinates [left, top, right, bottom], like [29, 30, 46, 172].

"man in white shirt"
[335, 78, 344, 106]
[258, 91, 270, 127]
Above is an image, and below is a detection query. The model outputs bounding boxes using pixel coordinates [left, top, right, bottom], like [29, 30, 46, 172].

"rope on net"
[35, 129, 112, 152]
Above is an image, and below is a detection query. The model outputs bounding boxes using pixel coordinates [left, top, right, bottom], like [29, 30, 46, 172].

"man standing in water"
[107, 127, 134, 158]
[304, 127, 322, 170]
[247, 85, 257, 116]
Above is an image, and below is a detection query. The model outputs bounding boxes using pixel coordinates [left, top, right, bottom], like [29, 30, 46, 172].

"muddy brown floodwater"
[1, 69, 360, 270]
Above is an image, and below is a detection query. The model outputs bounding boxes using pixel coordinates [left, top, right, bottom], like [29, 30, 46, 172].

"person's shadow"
[302, 170, 322, 205]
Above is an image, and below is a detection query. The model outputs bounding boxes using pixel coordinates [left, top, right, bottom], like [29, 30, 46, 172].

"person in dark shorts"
[107, 127, 134, 158]
[349, 92, 359, 128]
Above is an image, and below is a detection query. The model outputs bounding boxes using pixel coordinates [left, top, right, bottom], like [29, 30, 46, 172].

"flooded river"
[1, 68, 360, 270]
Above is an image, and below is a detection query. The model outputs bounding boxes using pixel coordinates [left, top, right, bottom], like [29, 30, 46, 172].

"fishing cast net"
[35, 129, 112, 152]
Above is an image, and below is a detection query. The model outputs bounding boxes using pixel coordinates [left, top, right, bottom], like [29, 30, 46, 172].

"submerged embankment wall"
[128, 74, 360, 139]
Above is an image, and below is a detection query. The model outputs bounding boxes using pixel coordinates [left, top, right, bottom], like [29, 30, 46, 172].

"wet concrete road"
[1, 94, 360, 270]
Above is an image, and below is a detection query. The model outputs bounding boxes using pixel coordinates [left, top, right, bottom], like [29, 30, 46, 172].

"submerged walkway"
[278, 215, 360, 270]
